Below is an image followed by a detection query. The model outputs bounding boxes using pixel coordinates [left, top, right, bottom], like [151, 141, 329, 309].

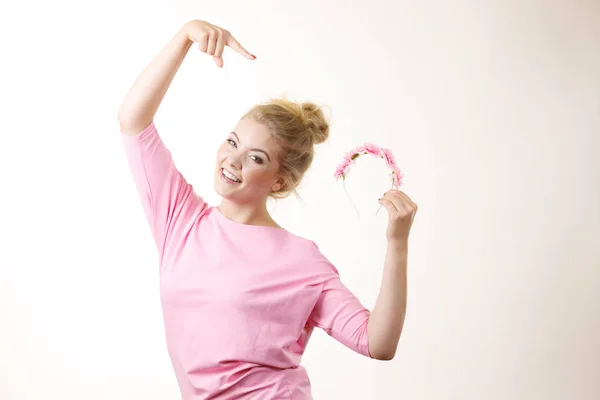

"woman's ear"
[271, 177, 285, 193]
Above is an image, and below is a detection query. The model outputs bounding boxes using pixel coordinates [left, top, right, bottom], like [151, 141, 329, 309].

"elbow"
[369, 344, 396, 361]
[368, 333, 400, 361]
[367, 331, 399, 361]
[373, 350, 396, 361]
[117, 111, 153, 130]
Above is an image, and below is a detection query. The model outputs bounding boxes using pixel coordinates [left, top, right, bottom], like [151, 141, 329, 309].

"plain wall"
[0, 0, 599, 399]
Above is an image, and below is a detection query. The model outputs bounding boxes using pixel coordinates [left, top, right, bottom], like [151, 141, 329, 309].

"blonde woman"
[118, 19, 417, 400]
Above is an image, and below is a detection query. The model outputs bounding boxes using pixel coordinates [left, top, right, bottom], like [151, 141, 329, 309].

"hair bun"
[300, 102, 330, 145]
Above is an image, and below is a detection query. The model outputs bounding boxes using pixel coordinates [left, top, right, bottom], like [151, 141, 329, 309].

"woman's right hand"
[184, 20, 256, 68]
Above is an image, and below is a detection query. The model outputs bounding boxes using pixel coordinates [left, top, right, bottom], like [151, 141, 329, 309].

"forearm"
[118, 23, 193, 128]
[367, 240, 408, 360]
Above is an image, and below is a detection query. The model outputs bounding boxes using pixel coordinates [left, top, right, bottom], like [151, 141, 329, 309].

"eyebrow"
[231, 132, 271, 163]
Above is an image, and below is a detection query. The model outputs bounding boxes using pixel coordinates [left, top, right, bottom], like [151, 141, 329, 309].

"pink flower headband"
[334, 143, 403, 216]
[334, 143, 404, 188]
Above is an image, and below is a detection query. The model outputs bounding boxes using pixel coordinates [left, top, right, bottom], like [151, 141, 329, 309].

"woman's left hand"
[378, 190, 418, 242]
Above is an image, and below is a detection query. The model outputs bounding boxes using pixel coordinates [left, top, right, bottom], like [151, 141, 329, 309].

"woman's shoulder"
[282, 233, 340, 275]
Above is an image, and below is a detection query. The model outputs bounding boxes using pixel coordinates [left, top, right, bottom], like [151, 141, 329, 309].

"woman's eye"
[250, 155, 263, 164]
[227, 139, 237, 147]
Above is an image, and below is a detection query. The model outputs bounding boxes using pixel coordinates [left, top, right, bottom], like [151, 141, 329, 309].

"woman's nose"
[227, 154, 242, 169]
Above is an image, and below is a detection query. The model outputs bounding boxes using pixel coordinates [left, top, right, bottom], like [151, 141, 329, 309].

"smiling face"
[214, 118, 285, 204]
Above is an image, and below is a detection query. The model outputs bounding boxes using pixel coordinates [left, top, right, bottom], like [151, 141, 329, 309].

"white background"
[1, 0, 599, 399]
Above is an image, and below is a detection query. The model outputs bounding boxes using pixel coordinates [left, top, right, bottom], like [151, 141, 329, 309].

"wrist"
[387, 238, 408, 252]
[181, 21, 195, 42]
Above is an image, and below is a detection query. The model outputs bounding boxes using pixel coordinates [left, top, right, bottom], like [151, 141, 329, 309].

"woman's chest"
[159, 239, 322, 330]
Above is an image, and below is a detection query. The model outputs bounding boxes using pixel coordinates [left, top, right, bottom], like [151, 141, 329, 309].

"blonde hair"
[242, 96, 330, 199]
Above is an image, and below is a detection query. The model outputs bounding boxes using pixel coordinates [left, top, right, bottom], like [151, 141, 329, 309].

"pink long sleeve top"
[120, 121, 373, 399]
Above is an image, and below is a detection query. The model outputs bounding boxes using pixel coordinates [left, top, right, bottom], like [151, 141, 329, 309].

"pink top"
[121, 121, 373, 399]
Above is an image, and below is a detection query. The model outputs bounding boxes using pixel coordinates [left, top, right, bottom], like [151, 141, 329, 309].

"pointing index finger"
[226, 34, 256, 60]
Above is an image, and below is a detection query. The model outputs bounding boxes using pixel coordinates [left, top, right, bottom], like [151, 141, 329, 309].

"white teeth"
[222, 169, 241, 182]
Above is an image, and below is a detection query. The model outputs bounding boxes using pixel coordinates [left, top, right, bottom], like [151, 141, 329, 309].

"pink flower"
[392, 167, 403, 186]
[352, 145, 366, 154]
[362, 142, 381, 156]
[351, 146, 366, 158]
[381, 148, 397, 167]
[344, 150, 361, 165]
[334, 156, 354, 179]
[347, 150, 359, 159]
[334, 161, 348, 179]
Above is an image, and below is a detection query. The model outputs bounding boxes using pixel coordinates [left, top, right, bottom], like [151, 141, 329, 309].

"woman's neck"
[217, 199, 281, 228]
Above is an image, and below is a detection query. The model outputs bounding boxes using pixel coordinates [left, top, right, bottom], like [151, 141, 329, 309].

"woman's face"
[214, 118, 284, 204]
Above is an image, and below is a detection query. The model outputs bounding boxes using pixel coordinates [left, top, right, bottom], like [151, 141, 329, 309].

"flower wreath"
[334, 143, 403, 215]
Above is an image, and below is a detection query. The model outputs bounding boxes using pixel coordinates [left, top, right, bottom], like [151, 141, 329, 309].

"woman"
[118, 19, 417, 400]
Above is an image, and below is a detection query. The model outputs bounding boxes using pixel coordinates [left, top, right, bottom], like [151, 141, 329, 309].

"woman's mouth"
[221, 168, 242, 184]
